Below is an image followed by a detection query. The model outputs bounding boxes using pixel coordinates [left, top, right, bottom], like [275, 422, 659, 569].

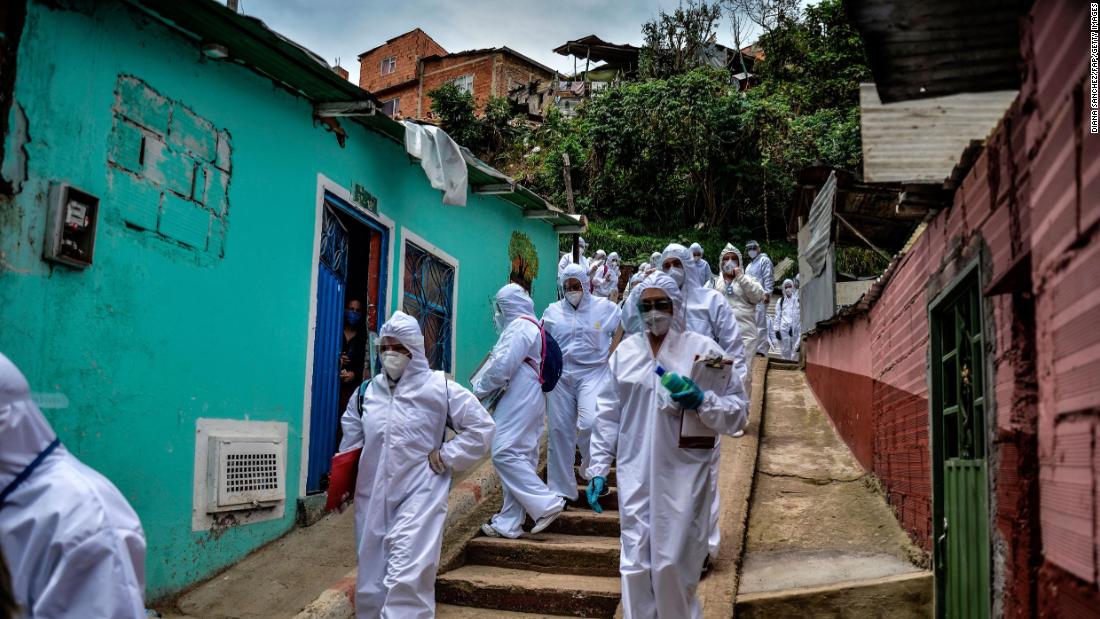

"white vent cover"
[207, 437, 284, 512]
[193, 419, 288, 530]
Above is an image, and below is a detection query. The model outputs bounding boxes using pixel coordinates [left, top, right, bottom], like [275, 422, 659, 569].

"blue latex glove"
[669, 377, 705, 410]
[586, 476, 606, 513]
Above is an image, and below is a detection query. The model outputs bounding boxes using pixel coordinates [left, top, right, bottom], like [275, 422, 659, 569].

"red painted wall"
[804, 0, 1099, 613]
[804, 316, 875, 470]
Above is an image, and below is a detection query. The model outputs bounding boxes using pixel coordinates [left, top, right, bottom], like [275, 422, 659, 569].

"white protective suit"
[632, 243, 746, 560]
[687, 243, 712, 287]
[474, 284, 564, 537]
[0, 353, 146, 619]
[744, 246, 774, 355]
[542, 264, 622, 500]
[586, 273, 748, 619]
[558, 237, 590, 276]
[591, 252, 621, 298]
[775, 279, 801, 361]
[711, 244, 766, 364]
[339, 312, 494, 618]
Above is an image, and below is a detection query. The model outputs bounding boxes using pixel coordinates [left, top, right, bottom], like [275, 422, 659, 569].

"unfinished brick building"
[357, 28, 558, 119]
[797, 0, 1100, 616]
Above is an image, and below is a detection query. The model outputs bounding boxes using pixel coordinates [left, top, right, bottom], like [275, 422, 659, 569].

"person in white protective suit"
[475, 284, 567, 538]
[592, 252, 622, 300]
[542, 264, 622, 503]
[0, 353, 147, 619]
[558, 236, 590, 275]
[710, 244, 766, 369]
[775, 279, 801, 361]
[339, 312, 494, 618]
[743, 240, 774, 356]
[688, 243, 712, 287]
[624, 243, 745, 560]
[624, 262, 649, 300]
[585, 273, 748, 619]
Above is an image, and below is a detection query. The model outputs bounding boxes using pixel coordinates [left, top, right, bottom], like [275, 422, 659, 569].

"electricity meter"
[44, 182, 99, 269]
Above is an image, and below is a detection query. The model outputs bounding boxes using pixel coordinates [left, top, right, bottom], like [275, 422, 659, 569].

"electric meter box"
[44, 182, 99, 269]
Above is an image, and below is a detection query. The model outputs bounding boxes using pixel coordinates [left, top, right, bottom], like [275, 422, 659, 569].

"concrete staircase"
[436, 463, 622, 618]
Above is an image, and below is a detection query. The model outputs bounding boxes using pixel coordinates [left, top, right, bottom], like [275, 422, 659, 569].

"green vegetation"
[432, 0, 877, 275]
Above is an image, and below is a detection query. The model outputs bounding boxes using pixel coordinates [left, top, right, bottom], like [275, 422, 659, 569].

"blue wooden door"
[307, 207, 348, 493]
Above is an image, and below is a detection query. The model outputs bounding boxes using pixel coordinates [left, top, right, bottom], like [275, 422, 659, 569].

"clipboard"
[324, 447, 362, 512]
[679, 355, 733, 449]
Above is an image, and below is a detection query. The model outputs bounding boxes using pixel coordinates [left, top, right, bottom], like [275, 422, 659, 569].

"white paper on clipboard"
[679, 354, 733, 449]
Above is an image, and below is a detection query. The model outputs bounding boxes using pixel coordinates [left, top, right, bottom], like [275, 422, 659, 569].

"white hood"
[0, 353, 59, 489]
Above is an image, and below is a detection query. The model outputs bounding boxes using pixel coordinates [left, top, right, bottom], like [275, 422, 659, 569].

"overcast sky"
[242, 0, 777, 80]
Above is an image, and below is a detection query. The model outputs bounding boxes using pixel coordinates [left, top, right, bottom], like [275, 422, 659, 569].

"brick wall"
[358, 29, 445, 95]
[802, 0, 1099, 613]
[107, 75, 230, 259]
[420, 54, 497, 116]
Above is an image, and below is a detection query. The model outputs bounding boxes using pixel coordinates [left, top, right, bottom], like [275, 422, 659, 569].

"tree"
[639, 0, 723, 79]
[428, 83, 524, 166]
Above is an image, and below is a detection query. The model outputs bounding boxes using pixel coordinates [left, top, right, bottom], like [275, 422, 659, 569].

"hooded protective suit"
[474, 284, 564, 537]
[542, 264, 622, 500]
[587, 273, 748, 619]
[339, 312, 494, 618]
[591, 252, 621, 298]
[711, 244, 767, 362]
[558, 237, 590, 275]
[744, 245, 774, 355]
[687, 243, 712, 287]
[0, 353, 146, 619]
[776, 279, 801, 361]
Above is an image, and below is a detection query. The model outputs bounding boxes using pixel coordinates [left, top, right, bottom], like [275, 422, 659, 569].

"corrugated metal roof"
[860, 83, 1017, 184]
[844, 0, 1031, 103]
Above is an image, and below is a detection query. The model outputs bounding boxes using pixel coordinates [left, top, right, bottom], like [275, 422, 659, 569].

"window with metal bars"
[402, 242, 455, 372]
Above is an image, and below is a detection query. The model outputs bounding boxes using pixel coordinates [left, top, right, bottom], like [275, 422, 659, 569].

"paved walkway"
[736, 366, 932, 617]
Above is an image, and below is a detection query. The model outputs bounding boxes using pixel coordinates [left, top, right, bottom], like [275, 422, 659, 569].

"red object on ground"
[325, 448, 362, 512]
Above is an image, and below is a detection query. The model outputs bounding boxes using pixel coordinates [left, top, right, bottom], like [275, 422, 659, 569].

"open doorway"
[306, 191, 389, 494]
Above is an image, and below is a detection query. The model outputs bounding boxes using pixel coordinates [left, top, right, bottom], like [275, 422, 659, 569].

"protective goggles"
[638, 298, 674, 313]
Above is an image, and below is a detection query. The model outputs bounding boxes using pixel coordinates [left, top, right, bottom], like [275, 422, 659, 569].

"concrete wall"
[803, 0, 1099, 613]
[0, 0, 559, 599]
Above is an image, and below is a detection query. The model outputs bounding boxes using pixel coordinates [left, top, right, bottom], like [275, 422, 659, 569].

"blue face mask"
[345, 310, 363, 326]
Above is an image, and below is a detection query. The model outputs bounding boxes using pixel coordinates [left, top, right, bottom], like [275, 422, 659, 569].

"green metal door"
[930, 271, 990, 619]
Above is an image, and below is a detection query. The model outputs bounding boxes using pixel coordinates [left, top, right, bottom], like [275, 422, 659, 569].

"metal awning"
[844, 0, 1032, 103]
[553, 35, 641, 65]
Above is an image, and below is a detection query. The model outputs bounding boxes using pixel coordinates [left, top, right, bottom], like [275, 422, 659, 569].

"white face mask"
[722, 260, 737, 275]
[665, 267, 685, 288]
[381, 351, 411, 380]
[566, 290, 583, 307]
[692, 254, 702, 262]
[785, 287, 794, 298]
[642, 310, 672, 336]
[747, 249, 759, 260]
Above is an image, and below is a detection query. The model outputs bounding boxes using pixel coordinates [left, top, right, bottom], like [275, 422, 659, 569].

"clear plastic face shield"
[490, 297, 508, 333]
[638, 289, 675, 336]
[562, 278, 584, 307]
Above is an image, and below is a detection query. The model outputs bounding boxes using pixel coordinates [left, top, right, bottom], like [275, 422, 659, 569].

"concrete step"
[436, 565, 621, 617]
[544, 509, 621, 537]
[575, 466, 616, 486]
[466, 532, 619, 577]
[566, 485, 617, 511]
[735, 571, 933, 618]
[437, 603, 576, 618]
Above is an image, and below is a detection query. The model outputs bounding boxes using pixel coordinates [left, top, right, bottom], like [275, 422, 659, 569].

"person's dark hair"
[0, 548, 18, 619]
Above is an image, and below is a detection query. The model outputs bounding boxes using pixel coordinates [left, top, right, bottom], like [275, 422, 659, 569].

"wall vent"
[207, 437, 285, 512]
[192, 419, 288, 530]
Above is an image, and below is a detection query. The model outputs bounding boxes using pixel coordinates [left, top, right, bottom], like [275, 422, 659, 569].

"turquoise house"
[0, 0, 580, 599]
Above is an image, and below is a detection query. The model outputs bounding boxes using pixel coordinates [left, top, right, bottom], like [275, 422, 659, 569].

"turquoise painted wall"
[0, 1, 558, 598]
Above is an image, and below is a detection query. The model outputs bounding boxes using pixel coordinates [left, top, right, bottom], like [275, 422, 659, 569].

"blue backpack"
[520, 316, 563, 393]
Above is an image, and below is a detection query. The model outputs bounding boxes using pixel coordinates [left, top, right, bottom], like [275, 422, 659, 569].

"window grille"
[403, 242, 455, 372]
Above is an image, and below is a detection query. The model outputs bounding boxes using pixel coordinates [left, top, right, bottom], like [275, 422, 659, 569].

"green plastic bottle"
[656, 366, 687, 393]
